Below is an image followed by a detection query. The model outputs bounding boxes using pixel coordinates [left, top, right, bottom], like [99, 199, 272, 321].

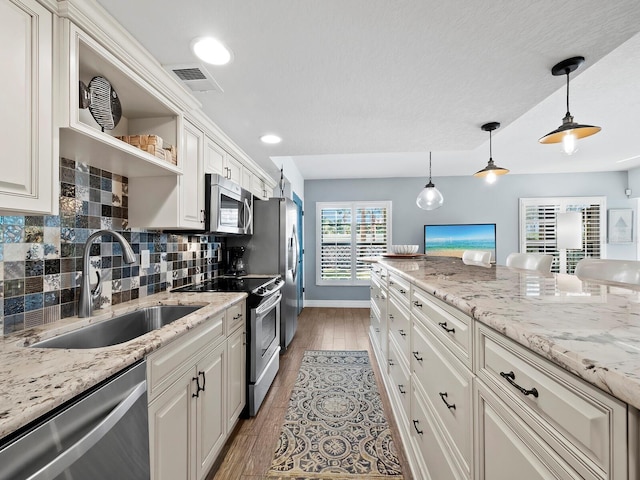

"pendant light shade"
[417, 152, 444, 210]
[539, 56, 601, 155]
[474, 122, 509, 184]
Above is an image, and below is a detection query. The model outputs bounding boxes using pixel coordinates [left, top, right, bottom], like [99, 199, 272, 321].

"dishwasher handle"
[26, 380, 147, 480]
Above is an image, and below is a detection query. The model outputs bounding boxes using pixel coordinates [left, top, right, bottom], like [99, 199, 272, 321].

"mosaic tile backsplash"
[0, 158, 221, 335]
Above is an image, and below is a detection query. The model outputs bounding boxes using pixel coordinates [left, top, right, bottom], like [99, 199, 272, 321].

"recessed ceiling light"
[191, 37, 232, 65]
[260, 134, 282, 144]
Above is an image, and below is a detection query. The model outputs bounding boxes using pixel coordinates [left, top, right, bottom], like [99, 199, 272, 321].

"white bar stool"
[506, 253, 554, 273]
[462, 250, 492, 268]
[574, 258, 640, 287]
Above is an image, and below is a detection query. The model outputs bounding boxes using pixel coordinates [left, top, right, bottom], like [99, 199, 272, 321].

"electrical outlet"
[141, 250, 150, 268]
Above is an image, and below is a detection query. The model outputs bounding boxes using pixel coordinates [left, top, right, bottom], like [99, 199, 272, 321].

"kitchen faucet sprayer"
[78, 229, 136, 318]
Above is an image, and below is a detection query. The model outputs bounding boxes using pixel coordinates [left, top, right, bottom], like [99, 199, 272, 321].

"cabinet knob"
[398, 384, 406, 395]
[398, 329, 407, 337]
[412, 351, 423, 362]
[413, 300, 423, 308]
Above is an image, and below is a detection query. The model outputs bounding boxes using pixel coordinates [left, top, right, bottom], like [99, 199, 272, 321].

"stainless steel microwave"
[205, 173, 253, 235]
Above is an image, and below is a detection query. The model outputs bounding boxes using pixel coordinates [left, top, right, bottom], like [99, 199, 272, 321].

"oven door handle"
[256, 292, 282, 315]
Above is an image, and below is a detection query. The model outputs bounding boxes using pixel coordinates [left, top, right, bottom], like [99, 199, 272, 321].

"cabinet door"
[149, 372, 193, 480]
[204, 136, 225, 176]
[242, 168, 253, 192]
[227, 326, 246, 430]
[225, 154, 242, 184]
[0, 0, 55, 214]
[195, 341, 226, 480]
[475, 381, 587, 480]
[181, 120, 205, 228]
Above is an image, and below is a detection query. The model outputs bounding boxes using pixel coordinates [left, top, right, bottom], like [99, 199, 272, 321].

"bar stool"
[506, 252, 554, 273]
[574, 258, 640, 287]
[462, 250, 492, 267]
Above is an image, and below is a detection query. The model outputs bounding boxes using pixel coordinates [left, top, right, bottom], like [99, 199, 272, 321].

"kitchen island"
[368, 255, 640, 480]
[0, 290, 246, 441]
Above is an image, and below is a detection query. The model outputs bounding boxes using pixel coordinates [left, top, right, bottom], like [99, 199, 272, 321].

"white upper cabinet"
[58, 20, 182, 178]
[128, 118, 205, 230]
[204, 136, 226, 177]
[204, 136, 240, 184]
[0, 0, 57, 215]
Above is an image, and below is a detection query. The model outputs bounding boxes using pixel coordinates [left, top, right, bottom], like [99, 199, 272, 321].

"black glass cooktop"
[173, 276, 277, 294]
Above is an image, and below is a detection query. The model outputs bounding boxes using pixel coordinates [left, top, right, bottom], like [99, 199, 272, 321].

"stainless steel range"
[173, 276, 283, 416]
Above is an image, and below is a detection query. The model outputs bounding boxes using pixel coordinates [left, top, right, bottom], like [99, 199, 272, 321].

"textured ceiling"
[96, 0, 640, 181]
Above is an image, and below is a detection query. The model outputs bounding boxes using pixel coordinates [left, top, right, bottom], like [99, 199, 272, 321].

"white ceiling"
[96, 0, 640, 182]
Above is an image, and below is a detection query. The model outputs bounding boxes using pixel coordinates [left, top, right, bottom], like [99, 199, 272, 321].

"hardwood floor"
[208, 307, 413, 480]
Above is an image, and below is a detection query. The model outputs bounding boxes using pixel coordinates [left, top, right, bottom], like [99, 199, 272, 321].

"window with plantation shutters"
[316, 201, 391, 285]
[519, 197, 606, 274]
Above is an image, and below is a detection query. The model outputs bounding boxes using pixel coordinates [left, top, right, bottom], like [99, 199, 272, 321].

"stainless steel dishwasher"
[0, 359, 150, 480]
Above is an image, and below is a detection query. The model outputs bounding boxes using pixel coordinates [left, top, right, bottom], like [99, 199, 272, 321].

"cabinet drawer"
[388, 273, 410, 306]
[475, 380, 591, 480]
[225, 301, 245, 334]
[388, 337, 411, 420]
[410, 384, 464, 480]
[388, 296, 410, 359]
[411, 286, 472, 368]
[147, 312, 224, 402]
[371, 275, 387, 314]
[476, 324, 627, 479]
[412, 321, 473, 475]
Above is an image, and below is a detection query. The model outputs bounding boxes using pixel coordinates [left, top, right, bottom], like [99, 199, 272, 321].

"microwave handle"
[243, 198, 253, 234]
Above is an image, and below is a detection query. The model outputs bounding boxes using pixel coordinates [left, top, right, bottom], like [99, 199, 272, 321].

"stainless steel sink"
[31, 305, 203, 349]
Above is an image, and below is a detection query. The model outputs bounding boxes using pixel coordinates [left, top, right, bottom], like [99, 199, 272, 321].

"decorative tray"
[382, 253, 426, 258]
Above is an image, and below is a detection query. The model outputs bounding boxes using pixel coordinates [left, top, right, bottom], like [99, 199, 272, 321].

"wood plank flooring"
[208, 307, 413, 480]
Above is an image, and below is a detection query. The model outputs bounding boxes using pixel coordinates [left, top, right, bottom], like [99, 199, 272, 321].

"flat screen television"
[424, 223, 497, 262]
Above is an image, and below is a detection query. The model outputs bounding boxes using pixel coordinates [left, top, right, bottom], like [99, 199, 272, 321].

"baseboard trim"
[303, 300, 370, 308]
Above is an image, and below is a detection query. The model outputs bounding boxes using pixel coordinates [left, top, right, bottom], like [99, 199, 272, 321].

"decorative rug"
[266, 350, 403, 479]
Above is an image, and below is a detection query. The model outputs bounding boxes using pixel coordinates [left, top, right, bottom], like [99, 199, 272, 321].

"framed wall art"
[607, 208, 633, 244]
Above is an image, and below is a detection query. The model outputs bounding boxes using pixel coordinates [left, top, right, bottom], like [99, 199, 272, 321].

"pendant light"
[473, 122, 509, 184]
[416, 152, 444, 210]
[539, 56, 600, 155]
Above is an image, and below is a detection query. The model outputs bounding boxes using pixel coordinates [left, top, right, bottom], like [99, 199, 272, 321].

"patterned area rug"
[266, 350, 403, 479]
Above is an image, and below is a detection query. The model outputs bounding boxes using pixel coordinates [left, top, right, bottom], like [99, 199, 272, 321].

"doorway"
[293, 192, 304, 314]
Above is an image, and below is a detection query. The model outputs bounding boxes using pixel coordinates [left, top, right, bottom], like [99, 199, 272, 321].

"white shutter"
[318, 205, 352, 282]
[316, 201, 391, 285]
[520, 197, 605, 274]
[356, 205, 389, 280]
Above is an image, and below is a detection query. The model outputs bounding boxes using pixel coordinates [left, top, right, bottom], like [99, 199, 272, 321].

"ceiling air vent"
[165, 63, 223, 93]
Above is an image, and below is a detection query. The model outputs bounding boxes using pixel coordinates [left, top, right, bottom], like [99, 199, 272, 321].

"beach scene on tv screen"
[424, 224, 496, 260]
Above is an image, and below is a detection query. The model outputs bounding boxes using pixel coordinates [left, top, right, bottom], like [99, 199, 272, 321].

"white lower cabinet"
[410, 384, 462, 480]
[148, 372, 191, 480]
[369, 275, 632, 480]
[147, 301, 246, 480]
[226, 325, 246, 431]
[194, 342, 226, 480]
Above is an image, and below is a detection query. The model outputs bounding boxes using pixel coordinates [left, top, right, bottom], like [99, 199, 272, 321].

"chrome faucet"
[78, 229, 136, 318]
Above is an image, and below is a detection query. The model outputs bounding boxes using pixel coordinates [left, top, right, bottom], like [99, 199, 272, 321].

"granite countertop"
[0, 290, 246, 441]
[372, 256, 640, 410]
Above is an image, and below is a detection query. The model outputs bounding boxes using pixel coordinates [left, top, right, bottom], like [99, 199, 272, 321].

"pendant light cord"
[489, 130, 493, 159]
[565, 70, 571, 115]
[428, 151, 432, 182]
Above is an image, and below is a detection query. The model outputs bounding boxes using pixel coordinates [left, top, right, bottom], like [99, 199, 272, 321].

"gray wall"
[304, 171, 635, 302]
